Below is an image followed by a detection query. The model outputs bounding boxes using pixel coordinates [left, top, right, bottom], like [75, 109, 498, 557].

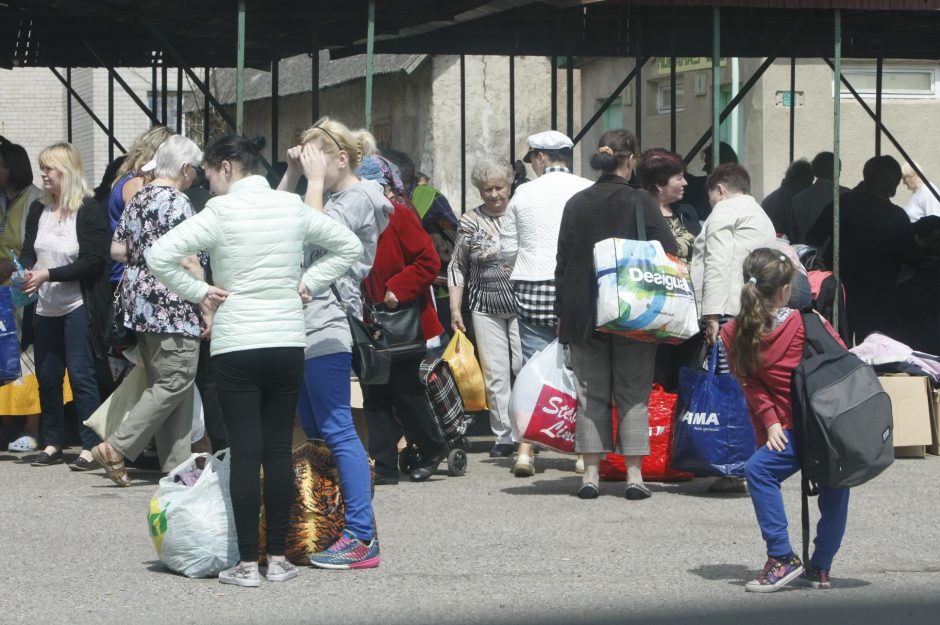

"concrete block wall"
[1, 66, 157, 188]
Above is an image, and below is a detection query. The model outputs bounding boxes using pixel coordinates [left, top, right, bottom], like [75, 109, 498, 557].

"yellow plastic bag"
[442, 330, 488, 412]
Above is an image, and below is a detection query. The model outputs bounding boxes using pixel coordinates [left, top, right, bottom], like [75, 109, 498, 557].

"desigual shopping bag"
[442, 330, 488, 412]
[671, 343, 756, 477]
[508, 340, 576, 453]
[593, 194, 697, 344]
[594, 236, 698, 344]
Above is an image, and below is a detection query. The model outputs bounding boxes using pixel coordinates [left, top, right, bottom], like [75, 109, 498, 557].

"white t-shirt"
[904, 183, 940, 222]
[34, 206, 83, 317]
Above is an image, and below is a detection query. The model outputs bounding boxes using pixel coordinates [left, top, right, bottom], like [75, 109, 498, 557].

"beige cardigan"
[690, 194, 777, 317]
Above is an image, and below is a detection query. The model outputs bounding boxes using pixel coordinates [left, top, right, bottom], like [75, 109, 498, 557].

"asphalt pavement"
[2, 441, 939, 625]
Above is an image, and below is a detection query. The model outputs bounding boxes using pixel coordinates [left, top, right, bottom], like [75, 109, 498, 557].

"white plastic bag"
[84, 365, 147, 440]
[508, 340, 577, 453]
[148, 450, 238, 578]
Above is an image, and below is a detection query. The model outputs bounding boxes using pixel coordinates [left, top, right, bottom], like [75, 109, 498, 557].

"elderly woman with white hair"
[901, 162, 940, 223]
[91, 135, 206, 485]
[448, 154, 522, 457]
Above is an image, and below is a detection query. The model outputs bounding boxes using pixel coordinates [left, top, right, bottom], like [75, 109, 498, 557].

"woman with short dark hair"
[690, 162, 777, 493]
[637, 149, 700, 263]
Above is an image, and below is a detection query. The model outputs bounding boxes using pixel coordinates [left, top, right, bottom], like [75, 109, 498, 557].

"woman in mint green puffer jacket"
[147, 135, 361, 587]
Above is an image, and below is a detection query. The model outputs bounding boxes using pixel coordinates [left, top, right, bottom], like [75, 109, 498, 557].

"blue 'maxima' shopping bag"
[0, 287, 22, 384]
[671, 341, 755, 477]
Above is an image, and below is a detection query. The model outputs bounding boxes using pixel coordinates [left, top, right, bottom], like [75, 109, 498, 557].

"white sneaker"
[574, 455, 585, 475]
[513, 453, 535, 477]
[219, 563, 261, 587]
[265, 559, 299, 582]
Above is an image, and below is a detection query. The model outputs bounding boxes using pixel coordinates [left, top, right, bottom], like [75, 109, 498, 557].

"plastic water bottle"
[10, 250, 38, 307]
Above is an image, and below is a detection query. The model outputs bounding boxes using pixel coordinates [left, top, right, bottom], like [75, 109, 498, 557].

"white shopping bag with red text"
[509, 340, 577, 453]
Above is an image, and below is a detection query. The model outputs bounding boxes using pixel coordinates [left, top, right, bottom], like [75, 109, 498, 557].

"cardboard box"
[879, 375, 933, 448]
[895, 445, 927, 459]
[928, 391, 940, 456]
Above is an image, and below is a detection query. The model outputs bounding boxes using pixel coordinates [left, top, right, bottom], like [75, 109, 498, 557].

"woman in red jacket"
[358, 155, 446, 483]
[721, 248, 849, 594]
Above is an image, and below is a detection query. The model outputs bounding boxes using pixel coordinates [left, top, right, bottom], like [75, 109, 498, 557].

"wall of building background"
[0, 67, 155, 186]
[580, 57, 940, 207]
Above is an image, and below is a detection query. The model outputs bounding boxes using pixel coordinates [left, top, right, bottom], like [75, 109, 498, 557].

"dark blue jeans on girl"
[744, 432, 849, 571]
[297, 351, 375, 542]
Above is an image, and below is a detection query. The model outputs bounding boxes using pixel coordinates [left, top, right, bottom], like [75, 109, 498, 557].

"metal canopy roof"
[0, 0, 523, 69]
[332, 2, 940, 60]
[3, 1, 940, 70]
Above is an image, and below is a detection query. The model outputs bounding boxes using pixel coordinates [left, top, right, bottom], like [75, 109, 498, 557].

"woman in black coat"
[555, 130, 677, 501]
[20, 143, 111, 470]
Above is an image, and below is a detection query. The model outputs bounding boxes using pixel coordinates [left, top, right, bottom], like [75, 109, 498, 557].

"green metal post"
[711, 7, 720, 170]
[236, 0, 246, 135]
[365, 0, 375, 130]
[832, 9, 842, 331]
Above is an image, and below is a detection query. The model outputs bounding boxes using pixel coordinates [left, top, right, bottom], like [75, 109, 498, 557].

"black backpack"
[793, 312, 894, 569]
[792, 311, 894, 489]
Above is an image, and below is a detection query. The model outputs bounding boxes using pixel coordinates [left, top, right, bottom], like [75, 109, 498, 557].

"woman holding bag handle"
[555, 129, 677, 500]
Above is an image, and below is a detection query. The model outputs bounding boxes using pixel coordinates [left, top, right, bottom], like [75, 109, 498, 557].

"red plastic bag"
[599, 384, 693, 482]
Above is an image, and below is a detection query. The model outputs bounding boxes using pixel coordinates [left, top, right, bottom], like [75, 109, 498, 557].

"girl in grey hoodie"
[278, 117, 392, 569]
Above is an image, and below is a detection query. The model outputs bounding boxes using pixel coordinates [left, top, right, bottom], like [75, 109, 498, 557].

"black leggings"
[213, 347, 304, 562]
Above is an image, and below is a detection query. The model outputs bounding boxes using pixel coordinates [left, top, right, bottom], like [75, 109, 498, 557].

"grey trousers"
[569, 334, 657, 455]
[471, 311, 522, 445]
[109, 333, 200, 472]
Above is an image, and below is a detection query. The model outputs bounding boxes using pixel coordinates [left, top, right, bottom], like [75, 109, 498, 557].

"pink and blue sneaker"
[744, 555, 804, 593]
[309, 529, 380, 570]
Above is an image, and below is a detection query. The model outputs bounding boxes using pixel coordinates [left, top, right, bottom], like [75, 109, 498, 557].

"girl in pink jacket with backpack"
[721, 248, 849, 593]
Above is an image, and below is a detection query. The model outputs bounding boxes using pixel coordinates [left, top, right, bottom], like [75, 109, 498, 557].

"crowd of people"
[0, 114, 933, 592]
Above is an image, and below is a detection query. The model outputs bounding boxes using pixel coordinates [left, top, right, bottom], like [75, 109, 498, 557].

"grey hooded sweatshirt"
[303, 179, 393, 359]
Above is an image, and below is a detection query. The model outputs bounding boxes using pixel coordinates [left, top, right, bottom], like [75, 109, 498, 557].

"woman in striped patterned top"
[447, 155, 522, 458]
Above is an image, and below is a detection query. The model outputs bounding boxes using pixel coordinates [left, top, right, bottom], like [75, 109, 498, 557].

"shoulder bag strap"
[632, 189, 647, 242]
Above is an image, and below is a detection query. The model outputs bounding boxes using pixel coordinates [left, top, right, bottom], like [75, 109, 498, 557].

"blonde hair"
[301, 116, 376, 171]
[113, 125, 174, 188]
[38, 143, 92, 211]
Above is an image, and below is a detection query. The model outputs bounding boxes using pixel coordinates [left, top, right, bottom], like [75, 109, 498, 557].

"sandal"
[91, 443, 131, 487]
[8, 435, 38, 453]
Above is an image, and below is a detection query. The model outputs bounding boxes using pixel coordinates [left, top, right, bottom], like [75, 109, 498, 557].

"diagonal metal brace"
[85, 43, 162, 127]
[823, 57, 940, 207]
[574, 57, 648, 146]
[49, 67, 126, 153]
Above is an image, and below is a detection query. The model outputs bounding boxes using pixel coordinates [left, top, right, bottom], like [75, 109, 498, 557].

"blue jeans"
[744, 433, 850, 570]
[297, 352, 374, 542]
[518, 319, 556, 364]
[34, 306, 102, 449]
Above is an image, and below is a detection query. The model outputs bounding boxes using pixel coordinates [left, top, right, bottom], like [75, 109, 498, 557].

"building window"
[656, 82, 684, 114]
[599, 96, 623, 130]
[147, 92, 194, 133]
[839, 65, 937, 99]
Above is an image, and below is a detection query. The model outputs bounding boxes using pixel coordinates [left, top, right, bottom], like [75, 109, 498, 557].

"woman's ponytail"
[727, 248, 794, 379]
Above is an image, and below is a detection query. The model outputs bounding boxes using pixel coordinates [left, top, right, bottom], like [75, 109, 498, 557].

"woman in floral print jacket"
[92, 136, 207, 485]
